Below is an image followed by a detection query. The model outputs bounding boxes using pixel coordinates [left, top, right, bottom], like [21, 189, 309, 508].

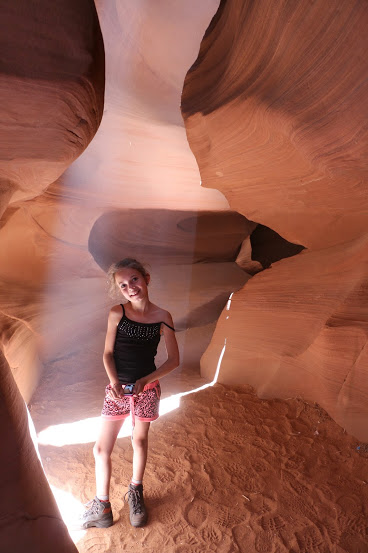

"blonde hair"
[107, 258, 149, 298]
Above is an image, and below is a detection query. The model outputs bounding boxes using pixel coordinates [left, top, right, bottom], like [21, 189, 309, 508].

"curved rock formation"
[0, 351, 77, 552]
[0, 1, 104, 550]
[0, 0, 105, 215]
[182, 0, 368, 439]
[2, 0, 368, 550]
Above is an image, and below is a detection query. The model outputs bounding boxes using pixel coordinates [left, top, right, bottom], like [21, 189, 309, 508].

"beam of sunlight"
[50, 485, 87, 544]
[27, 402, 43, 463]
[36, 339, 227, 447]
[37, 396, 181, 447]
[226, 292, 234, 310]
[27, 404, 86, 543]
[38, 414, 133, 447]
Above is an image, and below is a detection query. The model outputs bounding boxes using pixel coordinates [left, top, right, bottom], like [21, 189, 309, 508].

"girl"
[79, 258, 179, 529]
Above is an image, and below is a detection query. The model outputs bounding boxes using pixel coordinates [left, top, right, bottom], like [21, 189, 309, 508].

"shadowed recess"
[250, 224, 305, 269]
[88, 209, 255, 270]
[88, 208, 251, 331]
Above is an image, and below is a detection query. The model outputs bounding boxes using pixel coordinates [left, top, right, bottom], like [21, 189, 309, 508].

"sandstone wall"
[182, 0, 368, 439]
[0, 1, 104, 550]
[2, 3, 368, 551]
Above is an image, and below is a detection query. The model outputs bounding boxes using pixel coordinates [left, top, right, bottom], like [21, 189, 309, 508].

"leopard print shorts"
[101, 380, 161, 421]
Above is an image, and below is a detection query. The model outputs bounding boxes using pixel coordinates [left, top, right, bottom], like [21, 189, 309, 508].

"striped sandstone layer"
[182, 0, 368, 440]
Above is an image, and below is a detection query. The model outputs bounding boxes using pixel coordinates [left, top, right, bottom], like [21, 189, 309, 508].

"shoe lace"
[124, 487, 144, 515]
[83, 498, 100, 516]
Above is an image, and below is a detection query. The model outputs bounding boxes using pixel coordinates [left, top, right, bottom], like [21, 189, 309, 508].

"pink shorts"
[101, 380, 161, 422]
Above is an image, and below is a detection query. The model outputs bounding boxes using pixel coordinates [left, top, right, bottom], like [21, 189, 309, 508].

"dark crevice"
[250, 224, 305, 269]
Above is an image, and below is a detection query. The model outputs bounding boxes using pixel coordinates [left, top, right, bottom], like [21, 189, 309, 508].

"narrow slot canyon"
[1, 1, 367, 552]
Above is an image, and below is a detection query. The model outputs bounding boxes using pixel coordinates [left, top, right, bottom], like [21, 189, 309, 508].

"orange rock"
[0, 0, 104, 215]
[182, 0, 368, 439]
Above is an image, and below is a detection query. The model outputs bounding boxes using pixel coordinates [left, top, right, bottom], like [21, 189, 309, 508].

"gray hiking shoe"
[78, 496, 113, 529]
[125, 484, 148, 527]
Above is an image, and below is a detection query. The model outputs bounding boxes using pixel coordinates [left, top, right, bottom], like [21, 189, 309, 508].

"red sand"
[31, 364, 368, 553]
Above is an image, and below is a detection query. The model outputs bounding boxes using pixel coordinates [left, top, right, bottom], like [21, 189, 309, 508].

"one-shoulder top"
[113, 304, 175, 384]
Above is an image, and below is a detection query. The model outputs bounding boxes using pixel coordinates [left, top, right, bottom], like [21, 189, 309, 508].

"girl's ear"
[145, 273, 151, 285]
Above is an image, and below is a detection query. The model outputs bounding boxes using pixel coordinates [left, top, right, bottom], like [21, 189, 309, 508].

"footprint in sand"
[82, 533, 112, 553]
[252, 437, 279, 455]
[228, 433, 247, 446]
[232, 523, 256, 553]
[336, 493, 362, 515]
[259, 514, 286, 534]
[191, 473, 214, 497]
[154, 504, 180, 526]
[252, 458, 271, 473]
[283, 455, 304, 471]
[283, 470, 310, 497]
[284, 490, 318, 520]
[184, 499, 209, 528]
[316, 482, 335, 502]
[228, 461, 249, 479]
[174, 535, 205, 553]
[200, 444, 217, 459]
[255, 530, 274, 553]
[201, 524, 223, 543]
[242, 475, 263, 493]
[316, 519, 341, 546]
[340, 513, 368, 536]
[295, 525, 325, 553]
[154, 466, 175, 484]
[215, 505, 245, 528]
[166, 456, 191, 471]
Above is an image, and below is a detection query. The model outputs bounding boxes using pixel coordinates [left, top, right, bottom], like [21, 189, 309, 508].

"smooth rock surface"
[0, 1, 104, 550]
[182, 0, 368, 439]
[0, 0, 104, 214]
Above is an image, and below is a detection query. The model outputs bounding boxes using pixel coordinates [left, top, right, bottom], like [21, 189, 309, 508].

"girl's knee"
[132, 435, 148, 450]
[93, 442, 112, 460]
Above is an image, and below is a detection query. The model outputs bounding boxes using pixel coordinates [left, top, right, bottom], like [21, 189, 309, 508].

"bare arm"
[134, 312, 179, 395]
[103, 305, 123, 398]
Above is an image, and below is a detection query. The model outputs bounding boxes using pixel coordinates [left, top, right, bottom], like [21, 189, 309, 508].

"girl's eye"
[132, 277, 138, 282]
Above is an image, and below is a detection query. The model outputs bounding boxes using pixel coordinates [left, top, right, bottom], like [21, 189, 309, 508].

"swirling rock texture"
[0, 0, 104, 551]
[0, 0, 104, 214]
[1, 1, 242, 550]
[182, 0, 368, 440]
[2, 0, 368, 551]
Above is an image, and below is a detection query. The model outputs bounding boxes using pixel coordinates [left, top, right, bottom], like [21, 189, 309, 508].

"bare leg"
[131, 420, 150, 482]
[93, 418, 125, 497]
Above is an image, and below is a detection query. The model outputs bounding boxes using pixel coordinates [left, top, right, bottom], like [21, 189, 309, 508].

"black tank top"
[113, 304, 175, 384]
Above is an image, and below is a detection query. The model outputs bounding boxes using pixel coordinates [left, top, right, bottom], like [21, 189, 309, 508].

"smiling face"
[115, 267, 150, 303]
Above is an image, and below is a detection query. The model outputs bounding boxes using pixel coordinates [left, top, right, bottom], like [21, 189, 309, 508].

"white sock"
[97, 494, 109, 501]
[131, 478, 142, 486]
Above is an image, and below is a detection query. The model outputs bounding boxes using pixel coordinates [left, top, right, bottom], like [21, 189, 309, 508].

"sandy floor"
[30, 358, 368, 553]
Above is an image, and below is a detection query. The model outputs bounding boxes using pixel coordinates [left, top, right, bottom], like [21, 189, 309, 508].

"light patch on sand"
[50, 485, 87, 544]
[37, 415, 133, 447]
[27, 404, 86, 542]
[36, 339, 227, 448]
[27, 402, 43, 462]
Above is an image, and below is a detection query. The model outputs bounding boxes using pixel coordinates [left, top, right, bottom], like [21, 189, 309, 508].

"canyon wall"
[1, 1, 368, 550]
[182, 0, 368, 439]
[0, 0, 104, 550]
